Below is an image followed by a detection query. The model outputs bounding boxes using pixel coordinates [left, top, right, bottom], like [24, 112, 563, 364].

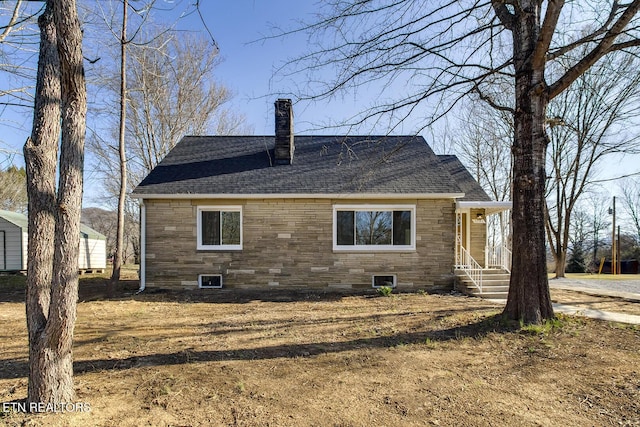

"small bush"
[376, 286, 393, 297]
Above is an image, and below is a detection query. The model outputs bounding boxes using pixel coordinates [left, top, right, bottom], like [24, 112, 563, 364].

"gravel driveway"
[550, 276, 640, 295]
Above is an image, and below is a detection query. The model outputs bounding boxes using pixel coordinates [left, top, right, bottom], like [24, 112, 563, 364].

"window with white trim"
[372, 275, 397, 288]
[199, 274, 223, 288]
[197, 206, 242, 250]
[333, 205, 415, 251]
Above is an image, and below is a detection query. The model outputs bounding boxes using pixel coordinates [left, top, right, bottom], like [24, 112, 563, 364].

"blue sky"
[0, 1, 404, 164]
[0, 1, 638, 207]
[1, 1, 353, 206]
[178, 0, 319, 134]
[172, 1, 428, 136]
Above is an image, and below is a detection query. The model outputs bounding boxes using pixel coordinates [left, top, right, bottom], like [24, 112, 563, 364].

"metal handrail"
[486, 245, 512, 273]
[457, 245, 483, 294]
[502, 247, 512, 272]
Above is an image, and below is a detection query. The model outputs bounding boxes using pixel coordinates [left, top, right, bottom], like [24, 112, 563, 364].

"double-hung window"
[333, 205, 415, 251]
[197, 206, 242, 250]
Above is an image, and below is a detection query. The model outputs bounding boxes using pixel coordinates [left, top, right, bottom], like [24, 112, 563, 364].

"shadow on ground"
[0, 313, 515, 380]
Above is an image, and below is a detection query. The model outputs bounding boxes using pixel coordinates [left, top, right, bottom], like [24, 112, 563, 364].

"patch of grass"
[376, 286, 393, 297]
[520, 317, 564, 335]
[0, 274, 26, 290]
[611, 323, 639, 331]
[424, 337, 439, 349]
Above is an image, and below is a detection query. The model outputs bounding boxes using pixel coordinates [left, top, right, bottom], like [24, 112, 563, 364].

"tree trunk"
[503, 3, 554, 323]
[554, 251, 566, 278]
[110, 0, 129, 291]
[23, 0, 86, 405]
[24, 2, 63, 405]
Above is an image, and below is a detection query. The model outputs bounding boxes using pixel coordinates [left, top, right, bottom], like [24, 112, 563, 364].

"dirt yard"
[0, 273, 639, 426]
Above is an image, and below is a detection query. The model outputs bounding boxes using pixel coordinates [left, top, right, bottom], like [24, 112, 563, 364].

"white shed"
[0, 210, 107, 272]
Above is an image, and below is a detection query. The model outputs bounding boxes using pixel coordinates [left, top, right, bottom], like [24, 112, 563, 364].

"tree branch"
[531, 0, 564, 69]
[472, 83, 515, 113]
[491, 0, 516, 30]
[549, 0, 640, 99]
[546, 1, 622, 61]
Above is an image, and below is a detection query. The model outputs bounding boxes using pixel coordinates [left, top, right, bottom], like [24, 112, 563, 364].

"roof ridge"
[132, 134, 476, 198]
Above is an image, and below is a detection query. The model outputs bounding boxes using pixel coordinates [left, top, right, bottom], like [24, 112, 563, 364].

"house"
[132, 99, 511, 293]
[0, 209, 107, 272]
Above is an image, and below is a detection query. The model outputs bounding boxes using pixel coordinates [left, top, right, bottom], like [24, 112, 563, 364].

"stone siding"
[144, 198, 456, 291]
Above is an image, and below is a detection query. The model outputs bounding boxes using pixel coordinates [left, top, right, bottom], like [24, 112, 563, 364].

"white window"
[333, 205, 415, 251]
[199, 274, 223, 289]
[372, 275, 397, 288]
[197, 206, 242, 250]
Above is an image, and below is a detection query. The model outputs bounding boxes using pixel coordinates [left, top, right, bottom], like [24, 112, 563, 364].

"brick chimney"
[274, 99, 294, 164]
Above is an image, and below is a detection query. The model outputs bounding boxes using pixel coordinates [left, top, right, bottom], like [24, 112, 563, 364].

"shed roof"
[0, 210, 106, 240]
[133, 135, 486, 200]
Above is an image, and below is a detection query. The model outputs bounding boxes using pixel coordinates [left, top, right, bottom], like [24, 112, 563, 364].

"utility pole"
[611, 196, 617, 275]
[618, 225, 621, 274]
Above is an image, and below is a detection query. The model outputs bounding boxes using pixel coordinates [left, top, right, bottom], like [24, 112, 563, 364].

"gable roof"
[0, 209, 106, 240]
[437, 155, 491, 202]
[132, 135, 485, 199]
[0, 209, 30, 229]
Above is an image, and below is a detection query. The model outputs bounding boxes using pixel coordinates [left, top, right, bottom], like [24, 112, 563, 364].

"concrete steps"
[455, 269, 510, 299]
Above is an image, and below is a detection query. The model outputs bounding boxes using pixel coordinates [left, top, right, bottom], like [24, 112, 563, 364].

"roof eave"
[131, 192, 466, 200]
[456, 200, 512, 215]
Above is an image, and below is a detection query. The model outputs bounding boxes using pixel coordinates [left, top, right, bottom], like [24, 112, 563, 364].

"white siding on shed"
[78, 233, 107, 269]
[0, 210, 106, 271]
[0, 217, 27, 270]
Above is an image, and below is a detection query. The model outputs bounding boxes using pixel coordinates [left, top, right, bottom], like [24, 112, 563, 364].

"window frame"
[196, 205, 243, 250]
[333, 204, 416, 252]
[372, 274, 397, 288]
[199, 274, 223, 289]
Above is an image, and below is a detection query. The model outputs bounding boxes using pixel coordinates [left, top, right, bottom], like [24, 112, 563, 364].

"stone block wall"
[143, 198, 456, 291]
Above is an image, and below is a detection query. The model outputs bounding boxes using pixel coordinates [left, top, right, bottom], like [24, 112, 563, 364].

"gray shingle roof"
[133, 135, 482, 198]
[437, 155, 491, 202]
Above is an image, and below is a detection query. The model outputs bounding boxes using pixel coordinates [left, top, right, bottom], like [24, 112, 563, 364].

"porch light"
[472, 212, 486, 224]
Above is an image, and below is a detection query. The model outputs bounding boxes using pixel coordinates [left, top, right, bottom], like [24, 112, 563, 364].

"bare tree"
[109, 0, 146, 287]
[23, 0, 86, 405]
[583, 192, 613, 270]
[457, 95, 513, 203]
[455, 95, 513, 252]
[620, 178, 640, 246]
[109, 0, 130, 286]
[88, 28, 246, 268]
[91, 0, 160, 287]
[565, 208, 591, 273]
[89, 30, 245, 195]
[84, 0, 163, 277]
[124, 31, 244, 182]
[279, 1, 640, 323]
[545, 53, 640, 278]
[0, 1, 25, 43]
[0, 0, 39, 110]
[0, 165, 27, 212]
